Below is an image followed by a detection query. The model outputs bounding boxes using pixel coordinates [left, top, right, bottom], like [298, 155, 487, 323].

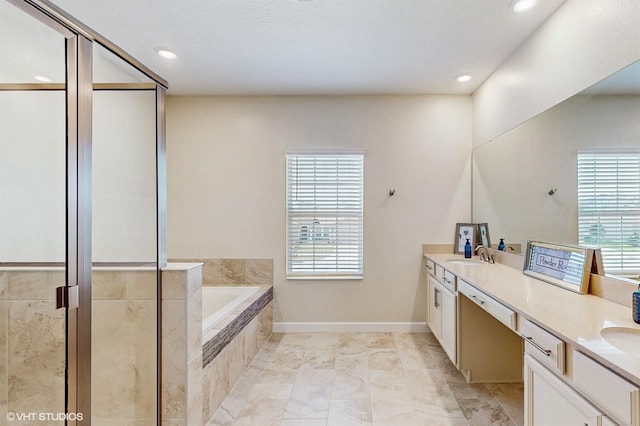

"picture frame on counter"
[523, 241, 602, 294]
[477, 223, 491, 248]
[454, 223, 476, 254]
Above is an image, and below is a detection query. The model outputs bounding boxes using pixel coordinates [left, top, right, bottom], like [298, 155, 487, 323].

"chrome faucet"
[475, 245, 489, 261]
[474, 245, 494, 263]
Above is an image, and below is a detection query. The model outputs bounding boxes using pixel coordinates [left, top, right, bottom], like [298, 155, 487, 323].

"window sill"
[286, 275, 363, 281]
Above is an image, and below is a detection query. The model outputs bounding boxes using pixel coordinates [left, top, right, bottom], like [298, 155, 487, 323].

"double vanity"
[424, 251, 640, 426]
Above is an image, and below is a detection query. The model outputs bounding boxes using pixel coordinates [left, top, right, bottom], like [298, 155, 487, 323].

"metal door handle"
[470, 294, 485, 305]
[521, 334, 552, 357]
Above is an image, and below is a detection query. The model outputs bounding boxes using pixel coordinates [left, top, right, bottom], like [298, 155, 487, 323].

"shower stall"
[0, 0, 167, 424]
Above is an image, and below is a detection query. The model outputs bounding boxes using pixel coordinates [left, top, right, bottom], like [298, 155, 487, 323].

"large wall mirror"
[472, 59, 640, 278]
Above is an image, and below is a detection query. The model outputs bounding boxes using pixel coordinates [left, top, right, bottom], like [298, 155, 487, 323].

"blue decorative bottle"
[633, 284, 640, 324]
[498, 238, 505, 251]
[464, 238, 472, 259]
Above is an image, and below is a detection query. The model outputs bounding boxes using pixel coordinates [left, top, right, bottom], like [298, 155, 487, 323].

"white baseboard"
[272, 322, 429, 333]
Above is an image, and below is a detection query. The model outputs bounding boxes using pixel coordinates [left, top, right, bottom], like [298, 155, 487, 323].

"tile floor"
[208, 332, 524, 426]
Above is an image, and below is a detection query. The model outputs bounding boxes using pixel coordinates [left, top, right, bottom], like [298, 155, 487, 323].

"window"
[286, 153, 364, 279]
[577, 152, 640, 274]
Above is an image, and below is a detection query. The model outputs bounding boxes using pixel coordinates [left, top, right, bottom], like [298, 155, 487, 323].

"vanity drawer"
[441, 270, 456, 292]
[435, 264, 445, 280]
[520, 318, 565, 374]
[458, 280, 516, 330]
[426, 259, 436, 276]
[572, 350, 640, 426]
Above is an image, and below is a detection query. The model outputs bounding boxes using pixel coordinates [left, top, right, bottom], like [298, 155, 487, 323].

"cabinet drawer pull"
[521, 334, 552, 357]
[426, 265, 433, 271]
[470, 294, 485, 305]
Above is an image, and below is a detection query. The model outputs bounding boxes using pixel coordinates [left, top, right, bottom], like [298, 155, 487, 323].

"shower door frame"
[3, 0, 168, 423]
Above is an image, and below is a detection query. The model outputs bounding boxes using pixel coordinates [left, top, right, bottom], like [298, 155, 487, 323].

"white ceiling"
[45, 0, 566, 95]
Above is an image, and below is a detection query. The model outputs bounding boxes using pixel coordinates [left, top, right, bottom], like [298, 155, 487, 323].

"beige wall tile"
[246, 259, 273, 285]
[162, 270, 186, 300]
[0, 301, 7, 421]
[201, 363, 212, 423]
[0, 273, 8, 300]
[91, 300, 136, 419]
[203, 259, 246, 285]
[242, 318, 259, 368]
[209, 345, 232, 415]
[132, 300, 158, 419]
[92, 271, 126, 300]
[8, 300, 65, 415]
[186, 268, 202, 359]
[6, 272, 54, 300]
[161, 300, 187, 420]
[187, 354, 203, 426]
[126, 270, 157, 300]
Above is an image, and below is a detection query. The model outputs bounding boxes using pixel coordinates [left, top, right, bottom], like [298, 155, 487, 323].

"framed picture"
[477, 223, 491, 248]
[523, 241, 602, 294]
[454, 223, 476, 254]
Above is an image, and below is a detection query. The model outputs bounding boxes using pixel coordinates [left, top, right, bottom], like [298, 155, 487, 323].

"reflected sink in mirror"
[600, 327, 640, 358]
[447, 259, 484, 266]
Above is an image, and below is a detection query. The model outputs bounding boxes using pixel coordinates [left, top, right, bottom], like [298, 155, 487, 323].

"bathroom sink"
[446, 259, 484, 266]
[600, 327, 640, 358]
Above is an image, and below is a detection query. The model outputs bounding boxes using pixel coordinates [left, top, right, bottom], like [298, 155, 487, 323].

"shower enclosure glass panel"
[0, 0, 67, 421]
[91, 43, 159, 423]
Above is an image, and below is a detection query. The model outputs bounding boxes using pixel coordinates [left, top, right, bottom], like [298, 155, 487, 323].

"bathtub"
[201, 286, 261, 331]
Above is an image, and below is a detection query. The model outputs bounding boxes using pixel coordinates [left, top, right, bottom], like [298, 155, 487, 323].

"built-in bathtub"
[202, 285, 261, 332]
[200, 284, 273, 423]
[161, 260, 273, 424]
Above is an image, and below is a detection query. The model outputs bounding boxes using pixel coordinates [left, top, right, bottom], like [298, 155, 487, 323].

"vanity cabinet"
[521, 318, 640, 426]
[524, 354, 603, 426]
[426, 262, 457, 365]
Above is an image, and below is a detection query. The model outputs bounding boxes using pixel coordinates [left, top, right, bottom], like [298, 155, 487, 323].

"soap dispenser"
[464, 239, 472, 259]
[633, 283, 640, 324]
[498, 238, 505, 251]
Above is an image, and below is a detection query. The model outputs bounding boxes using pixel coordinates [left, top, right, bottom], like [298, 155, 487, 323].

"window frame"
[285, 151, 364, 280]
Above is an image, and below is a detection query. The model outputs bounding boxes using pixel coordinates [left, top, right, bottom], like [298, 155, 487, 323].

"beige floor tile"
[280, 420, 327, 426]
[206, 333, 523, 426]
[327, 399, 372, 426]
[457, 398, 514, 426]
[486, 383, 525, 426]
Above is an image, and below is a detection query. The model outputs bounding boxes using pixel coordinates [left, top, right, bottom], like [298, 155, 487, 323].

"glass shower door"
[0, 0, 69, 422]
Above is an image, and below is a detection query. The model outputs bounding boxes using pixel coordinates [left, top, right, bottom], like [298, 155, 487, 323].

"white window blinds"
[286, 153, 364, 279]
[577, 152, 640, 273]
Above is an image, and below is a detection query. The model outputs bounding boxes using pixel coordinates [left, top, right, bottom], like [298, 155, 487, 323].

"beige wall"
[166, 95, 472, 323]
[473, 0, 640, 146]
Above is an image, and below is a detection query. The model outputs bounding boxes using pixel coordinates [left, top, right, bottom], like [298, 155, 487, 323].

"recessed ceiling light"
[455, 73, 473, 83]
[155, 47, 177, 60]
[509, 0, 538, 13]
[34, 75, 52, 82]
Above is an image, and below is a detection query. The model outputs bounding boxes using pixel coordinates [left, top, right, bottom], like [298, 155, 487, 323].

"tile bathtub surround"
[202, 301, 273, 424]
[168, 258, 273, 286]
[208, 332, 524, 426]
[203, 286, 274, 366]
[161, 263, 204, 426]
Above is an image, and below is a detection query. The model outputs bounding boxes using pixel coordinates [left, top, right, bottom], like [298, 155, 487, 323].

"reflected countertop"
[425, 253, 640, 386]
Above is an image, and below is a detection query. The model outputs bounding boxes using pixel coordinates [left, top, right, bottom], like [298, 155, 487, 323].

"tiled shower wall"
[0, 270, 65, 425]
[92, 269, 158, 424]
[0, 268, 157, 425]
[168, 259, 273, 286]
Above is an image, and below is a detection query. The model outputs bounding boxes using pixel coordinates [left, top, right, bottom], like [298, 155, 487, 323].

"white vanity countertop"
[425, 253, 640, 386]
